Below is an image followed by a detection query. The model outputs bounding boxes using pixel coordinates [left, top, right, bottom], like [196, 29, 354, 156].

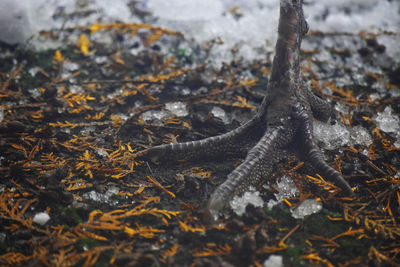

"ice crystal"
[264, 255, 283, 267]
[211, 106, 231, 124]
[230, 187, 264, 216]
[375, 106, 400, 135]
[267, 175, 299, 209]
[142, 110, 171, 122]
[165, 102, 188, 117]
[33, 212, 50, 225]
[291, 199, 323, 219]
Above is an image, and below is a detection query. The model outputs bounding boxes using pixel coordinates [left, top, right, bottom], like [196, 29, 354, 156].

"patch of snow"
[314, 121, 373, 149]
[361, 149, 369, 158]
[211, 106, 231, 124]
[82, 191, 102, 202]
[28, 88, 41, 99]
[33, 212, 50, 225]
[334, 102, 350, 114]
[0, 0, 41, 44]
[94, 56, 108, 64]
[230, 187, 264, 216]
[105, 186, 120, 197]
[63, 61, 80, 72]
[377, 35, 400, 62]
[28, 66, 41, 77]
[148, 0, 224, 21]
[0, 0, 138, 46]
[394, 139, 400, 149]
[95, 148, 107, 158]
[264, 255, 283, 267]
[304, 0, 400, 33]
[106, 89, 124, 99]
[369, 93, 381, 102]
[82, 186, 120, 204]
[81, 126, 96, 134]
[350, 125, 373, 147]
[165, 102, 188, 117]
[146, 0, 399, 66]
[94, 0, 133, 23]
[180, 87, 191, 96]
[314, 121, 350, 150]
[267, 175, 299, 209]
[68, 85, 83, 94]
[276, 175, 299, 198]
[141, 110, 172, 122]
[374, 106, 400, 136]
[1, 0, 398, 67]
[291, 199, 323, 219]
[146, 0, 280, 67]
[119, 113, 129, 121]
[390, 89, 400, 98]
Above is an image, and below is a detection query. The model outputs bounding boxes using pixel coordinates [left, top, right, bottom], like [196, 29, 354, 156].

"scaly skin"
[140, 0, 354, 223]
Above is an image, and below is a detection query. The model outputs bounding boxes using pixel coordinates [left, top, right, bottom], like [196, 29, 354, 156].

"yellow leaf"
[53, 50, 65, 63]
[77, 34, 93, 56]
[90, 24, 102, 34]
[112, 53, 125, 65]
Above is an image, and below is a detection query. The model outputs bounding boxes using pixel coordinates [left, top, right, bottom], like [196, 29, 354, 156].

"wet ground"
[0, 2, 400, 266]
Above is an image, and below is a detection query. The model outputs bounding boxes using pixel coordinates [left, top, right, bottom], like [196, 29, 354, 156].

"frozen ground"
[2, 0, 398, 220]
[1, 1, 399, 265]
[1, 0, 399, 64]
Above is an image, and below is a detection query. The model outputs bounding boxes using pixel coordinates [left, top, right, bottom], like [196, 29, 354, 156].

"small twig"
[146, 162, 154, 176]
[3, 102, 47, 110]
[55, 78, 229, 90]
[279, 224, 300, 246]
[58, 79, 187, 86]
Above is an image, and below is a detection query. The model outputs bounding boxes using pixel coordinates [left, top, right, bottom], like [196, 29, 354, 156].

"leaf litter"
[0, 1, 400, 266]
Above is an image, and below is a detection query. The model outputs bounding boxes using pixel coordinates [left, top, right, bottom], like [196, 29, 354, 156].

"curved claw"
[204, 191, 227, 224]
[308, 147, 355, 196]
[295, 104, 355, 196]
[204, 126, 293, 223]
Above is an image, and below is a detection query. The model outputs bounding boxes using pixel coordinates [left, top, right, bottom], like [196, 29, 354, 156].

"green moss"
[172, 48, 194, 65]
[59, 207, 83, 226]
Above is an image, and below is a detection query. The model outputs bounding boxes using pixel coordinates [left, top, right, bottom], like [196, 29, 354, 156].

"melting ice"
[314, 121, 373, 150]
[263, 255, 283, 267]
[165, 102, 188, 117]
[211, 106, 231, 125]
[267, 175, 299, 209]
[82, 186, 120, 204]
[2, 0, 397, 68]
[291, 199, 322, 219]
[230, 187, 264, 216]
[141, 110, 171, 122]
[33, 212, 50, 225]
[374, 106, 400, 136]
